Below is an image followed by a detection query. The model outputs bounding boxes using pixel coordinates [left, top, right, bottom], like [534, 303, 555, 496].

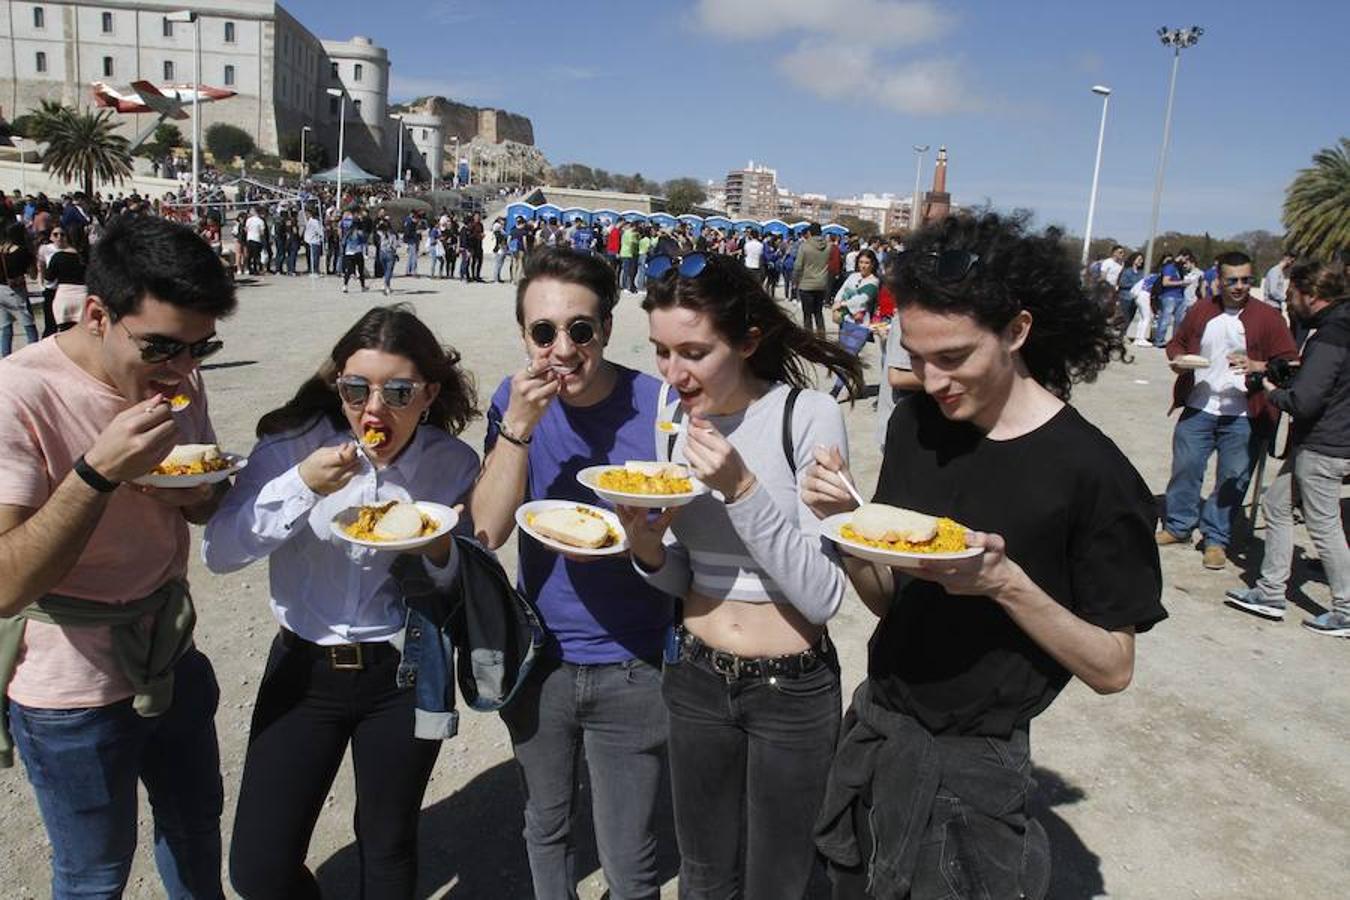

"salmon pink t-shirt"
[0, 337, 214, 708]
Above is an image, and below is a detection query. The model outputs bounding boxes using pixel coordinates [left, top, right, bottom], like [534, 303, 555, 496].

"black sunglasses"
[645, 252, 709, 281]
[528, 318, 598, 348]
[892, 249, 981, 284]
[336, 375, 424, 409]
[118, 319, 223, 364]
[1223, 275, 1255, 286]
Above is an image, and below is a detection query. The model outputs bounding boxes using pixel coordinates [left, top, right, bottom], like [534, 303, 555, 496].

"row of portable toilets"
[501, 203, 850, 238]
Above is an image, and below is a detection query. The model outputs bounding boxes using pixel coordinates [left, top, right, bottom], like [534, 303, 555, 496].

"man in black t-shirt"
[804, 213, 1166, 899]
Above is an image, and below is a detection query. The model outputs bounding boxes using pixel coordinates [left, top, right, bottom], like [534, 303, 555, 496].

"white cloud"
[426, 2, 478, 26]
[697, 0, 975, 116]
[777, 43, 981, 116]
[695, 0, 950, 46]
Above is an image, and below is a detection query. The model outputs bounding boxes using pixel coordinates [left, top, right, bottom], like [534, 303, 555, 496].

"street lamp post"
[326, 88, 346, 210]
[1081, 85, 1112, 272]
[390, 114, 404, 197]
[299, 125, 311, 181]
[910, 144, 929, 232]
[167, 11, 200, 217]
[1144, 26, 1203, 272]
[451, 136, 459, 188]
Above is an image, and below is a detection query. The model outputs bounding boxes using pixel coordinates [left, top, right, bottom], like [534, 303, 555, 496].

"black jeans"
[799, 290, 827, 333]
[229, 633, 440, 900]
[662, 646, 841, 899]
[828, 729, 1051, 900]
[343, 253, 367, 288]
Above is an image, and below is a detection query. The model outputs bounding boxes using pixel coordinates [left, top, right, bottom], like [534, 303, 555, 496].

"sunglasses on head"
[1223, 275, 1254, 286]
[117, 318, 223, 364]
[892, 249, 981, 284]
[645, 252, 709, 281]
[528, 318, 598, 348]
[336, 375, 424, 409]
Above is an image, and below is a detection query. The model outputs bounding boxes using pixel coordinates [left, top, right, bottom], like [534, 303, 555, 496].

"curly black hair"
[886, 211, 1128, 400]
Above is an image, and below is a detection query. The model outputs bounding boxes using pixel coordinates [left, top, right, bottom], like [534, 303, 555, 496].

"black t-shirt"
[1, 246, 33, 288]
[44, 249, 85, 285]
[868, 394, 1166, 738]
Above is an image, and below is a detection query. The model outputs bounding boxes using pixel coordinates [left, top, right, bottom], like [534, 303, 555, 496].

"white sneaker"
[1133, 339, 1152, 347]
[342, 285, 349, 293]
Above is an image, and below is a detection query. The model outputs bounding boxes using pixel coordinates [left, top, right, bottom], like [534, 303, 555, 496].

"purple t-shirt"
[487, 365, 674, 663]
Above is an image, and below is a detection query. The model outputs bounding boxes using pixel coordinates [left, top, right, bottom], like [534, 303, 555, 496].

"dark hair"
[808, 222, 822, 235]
[1128, 252, 1144, 268]
[886, 211, 1126, 401]
[86, 216, 236, 322]
[642, 254, 865, 398]
[1217, 250, 1252, 269]
[256, 305, 480, 438]
[2, 221, 26, 246]
[856, 248, 879, 272]
[1111, 244, 1124, 253]
[1288, 260, 1347, 302]
[515, 247, 617, 326]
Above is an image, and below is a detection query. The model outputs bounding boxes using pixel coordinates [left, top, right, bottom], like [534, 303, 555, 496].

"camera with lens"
[1246, 356, 1296, 392]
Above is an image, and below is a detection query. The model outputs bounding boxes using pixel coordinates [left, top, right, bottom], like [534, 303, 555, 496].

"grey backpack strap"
[782, 387, 801, 475]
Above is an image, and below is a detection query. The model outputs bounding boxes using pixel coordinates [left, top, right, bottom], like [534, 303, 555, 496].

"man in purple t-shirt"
[471, 247, 672, 900]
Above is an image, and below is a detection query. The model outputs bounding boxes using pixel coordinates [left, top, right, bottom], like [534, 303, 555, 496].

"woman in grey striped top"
[620, 252, 865, 899]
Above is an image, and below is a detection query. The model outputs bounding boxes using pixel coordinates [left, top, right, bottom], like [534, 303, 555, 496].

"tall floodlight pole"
[1144, 26, 1202, 272]
[167, 11, 199, 216]
[1081, 85, 1112, 271]
[911, 144, 929, 231]
[300, 125, 311, 180]
[391, 114, 404, 197]
[326, 88, 346, 209]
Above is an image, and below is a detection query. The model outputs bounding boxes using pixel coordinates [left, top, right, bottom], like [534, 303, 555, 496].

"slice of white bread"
[371, 502, 426, 541]
[624, 461, 688, 479]
[158, 443, 221, 469]
[851, 503, 939, 544]
[532, 507, 611, 549]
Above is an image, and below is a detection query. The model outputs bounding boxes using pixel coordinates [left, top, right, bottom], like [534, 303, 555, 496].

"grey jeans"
[500, 655, 669, 900]
[1256, 448, 1350, 614]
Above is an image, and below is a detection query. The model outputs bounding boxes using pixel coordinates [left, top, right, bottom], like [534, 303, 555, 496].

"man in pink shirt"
[0, 215, 237, 897]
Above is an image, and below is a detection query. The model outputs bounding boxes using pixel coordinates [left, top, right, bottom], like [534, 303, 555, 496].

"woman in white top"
[203, 306, 480, 899]
[621, 252, 865, 899]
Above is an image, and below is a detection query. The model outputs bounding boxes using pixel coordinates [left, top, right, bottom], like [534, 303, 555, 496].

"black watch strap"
[74, 455, 120, 493]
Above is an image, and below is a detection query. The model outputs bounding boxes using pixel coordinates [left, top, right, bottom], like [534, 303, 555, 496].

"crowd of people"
[0, 184, 1345, 900]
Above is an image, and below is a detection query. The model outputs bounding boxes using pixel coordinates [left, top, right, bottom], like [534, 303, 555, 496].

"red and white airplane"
[91, 80, 236, 119]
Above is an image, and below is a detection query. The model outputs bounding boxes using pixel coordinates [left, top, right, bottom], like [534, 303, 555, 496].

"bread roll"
[159, 444, 221, 469]
[532, 507, 612, 549]
[851, 503, 939, 544]
[371, 502, 426, 541]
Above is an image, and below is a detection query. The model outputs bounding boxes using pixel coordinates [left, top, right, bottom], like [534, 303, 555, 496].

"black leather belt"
[278, 629, 399, 671]
[678, 627, 835, 681]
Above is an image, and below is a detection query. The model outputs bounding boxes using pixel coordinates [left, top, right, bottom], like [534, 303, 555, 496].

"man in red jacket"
[1157, 251, 1299, 569]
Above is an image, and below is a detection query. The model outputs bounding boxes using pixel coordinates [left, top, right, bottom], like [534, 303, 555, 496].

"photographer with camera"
[1157, 251, 1300, 570]
[1226, 261, 1350, 637]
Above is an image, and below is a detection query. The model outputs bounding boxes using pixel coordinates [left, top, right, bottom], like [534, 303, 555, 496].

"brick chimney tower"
[923, 145, 951, 223]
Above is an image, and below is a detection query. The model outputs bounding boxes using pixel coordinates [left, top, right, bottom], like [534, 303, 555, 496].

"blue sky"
[284, 0, 1347, 245]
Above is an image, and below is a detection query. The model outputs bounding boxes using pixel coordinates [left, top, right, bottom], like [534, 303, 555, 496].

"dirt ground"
[0, 272, 1345, 899]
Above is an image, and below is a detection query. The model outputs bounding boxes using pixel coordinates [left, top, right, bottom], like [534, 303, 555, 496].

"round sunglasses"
[528, 318, 598, 348]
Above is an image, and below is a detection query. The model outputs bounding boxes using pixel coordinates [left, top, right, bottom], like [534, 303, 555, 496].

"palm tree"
[1282, 137, 1350, 263]
[32, 102, 132, 196]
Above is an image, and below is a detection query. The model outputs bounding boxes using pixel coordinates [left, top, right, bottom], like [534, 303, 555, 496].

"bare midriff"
[682, 589, 823, 658]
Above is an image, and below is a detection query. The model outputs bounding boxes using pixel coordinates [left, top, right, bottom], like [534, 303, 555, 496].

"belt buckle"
[329, 644, 364, 670]
[710, 650, 741, 680]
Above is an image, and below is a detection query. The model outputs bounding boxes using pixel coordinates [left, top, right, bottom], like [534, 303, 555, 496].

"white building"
[0, 1, 397, 175]
[399, 110, 441, 183]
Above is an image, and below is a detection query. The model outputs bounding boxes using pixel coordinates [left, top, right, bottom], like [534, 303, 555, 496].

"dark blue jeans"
[500, 655, 669, 900]
[8, 648, 224, 899]
[1163, 408, 1263, 548]
[662, 647, 841, 900]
